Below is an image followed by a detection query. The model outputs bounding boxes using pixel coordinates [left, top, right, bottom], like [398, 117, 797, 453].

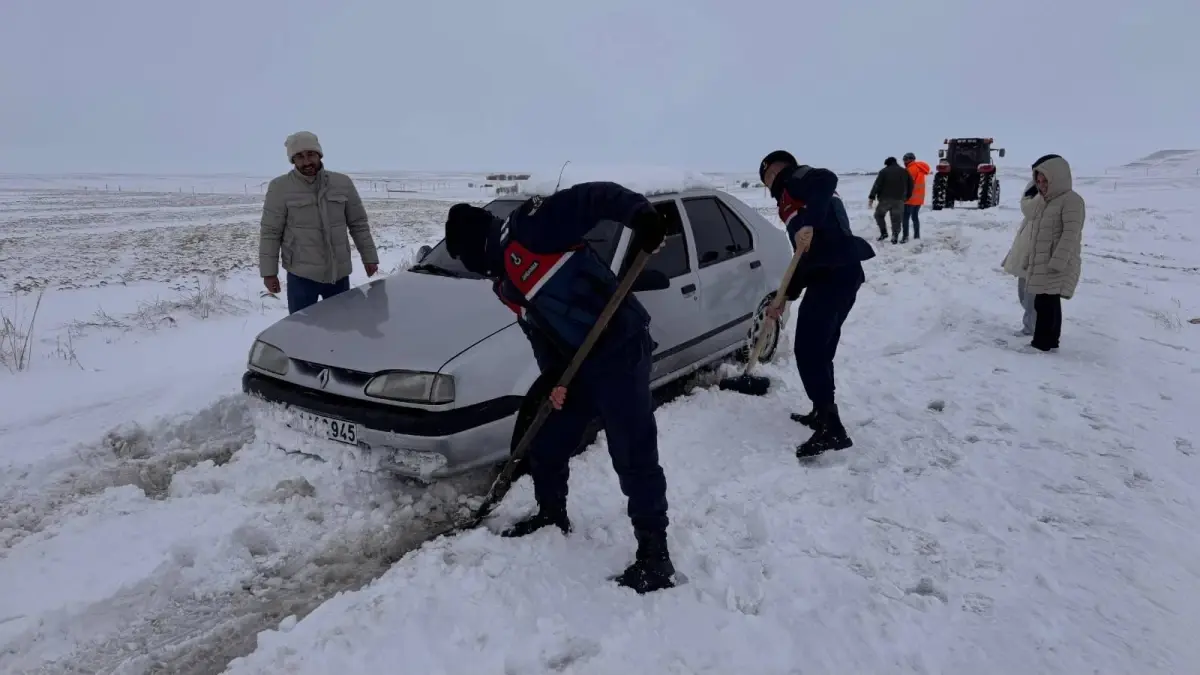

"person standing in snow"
[868, 157, 914, 244]
[1000, 177, 1045, 336]
[1020, 154, 1085, 351]
[443, 182, 677, 594]
[902, 152, 931, 240]
[758, 151, 876, 458]
[259, 131, 380, 314]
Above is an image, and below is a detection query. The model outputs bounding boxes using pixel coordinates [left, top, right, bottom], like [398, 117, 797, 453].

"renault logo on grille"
[317, 368, 331, 389]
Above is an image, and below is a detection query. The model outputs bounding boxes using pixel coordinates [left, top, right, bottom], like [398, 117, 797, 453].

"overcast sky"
[1, 0, 1196, 175]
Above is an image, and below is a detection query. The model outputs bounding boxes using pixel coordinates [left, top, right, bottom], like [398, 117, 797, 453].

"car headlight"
[364, 371, 455, 404]
[248, 340, 289, 375]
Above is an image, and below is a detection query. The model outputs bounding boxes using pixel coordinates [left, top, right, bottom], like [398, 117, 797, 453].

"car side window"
[683, 197, 744, 268]
[584, 220, 623, 266]
[644, 200, 690, 279]
[714, 199, 753, 255]
[618, 199, 690, 279]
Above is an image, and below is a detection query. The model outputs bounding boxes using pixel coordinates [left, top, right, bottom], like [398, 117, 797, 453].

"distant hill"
[1110, 149, 1200, 177]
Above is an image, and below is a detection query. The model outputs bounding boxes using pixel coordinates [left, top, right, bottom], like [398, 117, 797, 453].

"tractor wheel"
[931, 173, 948, 211]
[978, 174, 999, 209]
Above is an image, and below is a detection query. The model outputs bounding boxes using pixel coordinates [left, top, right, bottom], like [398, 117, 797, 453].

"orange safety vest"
[906, 161, 931, 206]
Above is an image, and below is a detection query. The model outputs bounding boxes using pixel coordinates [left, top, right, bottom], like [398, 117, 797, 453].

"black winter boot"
[612, 529, 676, 594]
[797, 404, 853, 458]
[790, 409, 819, 429]
[501, 505, 571, 538]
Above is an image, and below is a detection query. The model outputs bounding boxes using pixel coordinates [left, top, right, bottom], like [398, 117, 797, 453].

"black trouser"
[1032, 294, 1062, 350]
[527, 334, 668, 533]
[793, 265, 864, 408]
[874, 199, 904, 238]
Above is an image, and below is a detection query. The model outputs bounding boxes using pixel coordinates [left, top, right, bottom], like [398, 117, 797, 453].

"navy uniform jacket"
[771, 166, 874, 298]
[485, 181, 658, 371]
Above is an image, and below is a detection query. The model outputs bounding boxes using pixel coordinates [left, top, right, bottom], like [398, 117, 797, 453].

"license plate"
[292, 409, 359, 446]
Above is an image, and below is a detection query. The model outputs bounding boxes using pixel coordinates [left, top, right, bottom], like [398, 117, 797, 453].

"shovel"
[717, 230, 806, 396]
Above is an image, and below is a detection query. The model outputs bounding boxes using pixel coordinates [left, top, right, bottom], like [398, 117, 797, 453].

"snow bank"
[1109, 149, 1200, 177]
[518, 163, 717, 197]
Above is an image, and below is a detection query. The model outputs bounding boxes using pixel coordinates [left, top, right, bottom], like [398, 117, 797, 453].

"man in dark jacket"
[444, 181, 676, 594]
[759, 151, 876, 458]
[868, 156, 915, 244]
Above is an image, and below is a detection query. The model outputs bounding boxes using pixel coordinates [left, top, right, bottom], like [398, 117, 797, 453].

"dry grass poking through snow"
[0, 289, 44, 372]
[65, 276, 251, 339]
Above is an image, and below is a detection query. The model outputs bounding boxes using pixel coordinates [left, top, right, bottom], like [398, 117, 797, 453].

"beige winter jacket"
[1023, 156, 1085, 299]
[258, 169, 380, 284]
[1001, 179, 1043, 277]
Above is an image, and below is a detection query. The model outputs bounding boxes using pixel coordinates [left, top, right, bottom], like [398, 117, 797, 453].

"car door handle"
[749, 260, 762, 269]
[680, 283, 696, 295]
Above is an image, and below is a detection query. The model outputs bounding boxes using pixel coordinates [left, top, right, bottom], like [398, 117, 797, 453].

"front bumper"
[242, 370, 522, 478]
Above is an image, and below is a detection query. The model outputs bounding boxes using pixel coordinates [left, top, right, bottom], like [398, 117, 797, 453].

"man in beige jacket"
[1021, 154, 1085, 351]
[259, 131, 380, 314]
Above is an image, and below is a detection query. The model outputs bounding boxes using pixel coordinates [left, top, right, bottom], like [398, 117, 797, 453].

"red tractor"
[930, 137, 1006, 210]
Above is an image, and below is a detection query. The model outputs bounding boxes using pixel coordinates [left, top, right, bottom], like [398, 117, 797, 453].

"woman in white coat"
[1001, 177, 1043, 336]
[1019, 154, 1085, 351]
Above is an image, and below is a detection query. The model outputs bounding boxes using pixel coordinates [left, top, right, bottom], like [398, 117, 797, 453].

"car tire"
[735, 292, 783, 364]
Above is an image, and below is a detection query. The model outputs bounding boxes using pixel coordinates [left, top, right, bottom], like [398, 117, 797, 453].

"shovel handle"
[743, 230, 807, 373]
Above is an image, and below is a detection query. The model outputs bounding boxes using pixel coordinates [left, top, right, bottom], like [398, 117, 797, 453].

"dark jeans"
[286, 272, 350, 314]
[794, 265, 864, 408]
[903, 204, 922, 239]
[1032, 294, 1062, 350]
[527, 334, 668, 533]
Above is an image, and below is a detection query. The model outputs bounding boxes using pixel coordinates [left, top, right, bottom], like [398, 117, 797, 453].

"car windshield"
[409, 199, 526, 280]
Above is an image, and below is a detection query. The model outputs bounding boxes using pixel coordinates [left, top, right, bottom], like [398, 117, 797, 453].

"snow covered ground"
[2, 167, 1199, 674]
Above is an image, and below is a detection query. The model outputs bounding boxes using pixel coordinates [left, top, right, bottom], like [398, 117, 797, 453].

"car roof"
[491, 187, 729, 203]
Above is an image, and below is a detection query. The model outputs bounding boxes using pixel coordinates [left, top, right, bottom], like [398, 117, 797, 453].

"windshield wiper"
[408, 263, 459, 277]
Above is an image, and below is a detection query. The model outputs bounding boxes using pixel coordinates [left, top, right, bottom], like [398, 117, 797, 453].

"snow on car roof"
[517, 163, 717, 198]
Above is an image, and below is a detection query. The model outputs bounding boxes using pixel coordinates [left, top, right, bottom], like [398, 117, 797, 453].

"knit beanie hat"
[285, 131, 323, 161]
[759, 150, 797, 183]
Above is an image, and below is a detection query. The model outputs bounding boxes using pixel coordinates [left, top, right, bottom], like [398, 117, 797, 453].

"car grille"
[290, 358, 374, 388]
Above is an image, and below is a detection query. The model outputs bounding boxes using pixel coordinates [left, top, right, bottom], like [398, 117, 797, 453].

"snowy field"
[2, 164, 1199, 674]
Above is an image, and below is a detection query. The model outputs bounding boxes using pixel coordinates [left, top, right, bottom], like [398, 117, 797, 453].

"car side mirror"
[632, 269, 671, 292]
[417, 245, 433, 261]
[937, 149, 946, 159]
[997, 148, 1006, 158]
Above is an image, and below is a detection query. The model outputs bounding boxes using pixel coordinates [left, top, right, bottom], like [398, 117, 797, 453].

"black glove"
[631, 208, 666, 254]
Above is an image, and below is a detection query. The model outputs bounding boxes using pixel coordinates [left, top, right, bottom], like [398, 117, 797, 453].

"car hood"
[255, 271, 515, 374]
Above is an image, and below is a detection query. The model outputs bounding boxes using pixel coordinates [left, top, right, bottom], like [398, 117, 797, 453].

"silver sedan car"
[242, 187, 793, 480]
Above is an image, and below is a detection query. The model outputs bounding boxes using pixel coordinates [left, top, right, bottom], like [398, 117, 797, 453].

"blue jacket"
[771, 165, 874, 297]
[485, 181, 656, 370]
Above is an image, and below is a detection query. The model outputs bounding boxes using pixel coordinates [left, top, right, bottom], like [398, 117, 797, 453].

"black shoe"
[612, 529, 676, 594]
[1028, 340, 1058, 352]
[891, 237, 898, 244]
[797, 404, 853, 458]
[877, 233, 888, 242]
[900, 235, 909, 243]
[501, 506, 571, 537]
[790, 409, 819, 429]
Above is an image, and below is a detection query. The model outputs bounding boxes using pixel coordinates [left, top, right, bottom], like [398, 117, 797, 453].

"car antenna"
[552, 160, 571, 194]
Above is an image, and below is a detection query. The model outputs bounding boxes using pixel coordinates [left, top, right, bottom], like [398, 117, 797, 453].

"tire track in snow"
[0, 396, 499, 675]
[0, 396, 253, 555]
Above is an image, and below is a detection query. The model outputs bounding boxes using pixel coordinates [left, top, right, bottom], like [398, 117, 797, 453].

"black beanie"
[884, 156, 897, 166]
[759, 150, 797, 182]
[445, 203, 495, 273]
